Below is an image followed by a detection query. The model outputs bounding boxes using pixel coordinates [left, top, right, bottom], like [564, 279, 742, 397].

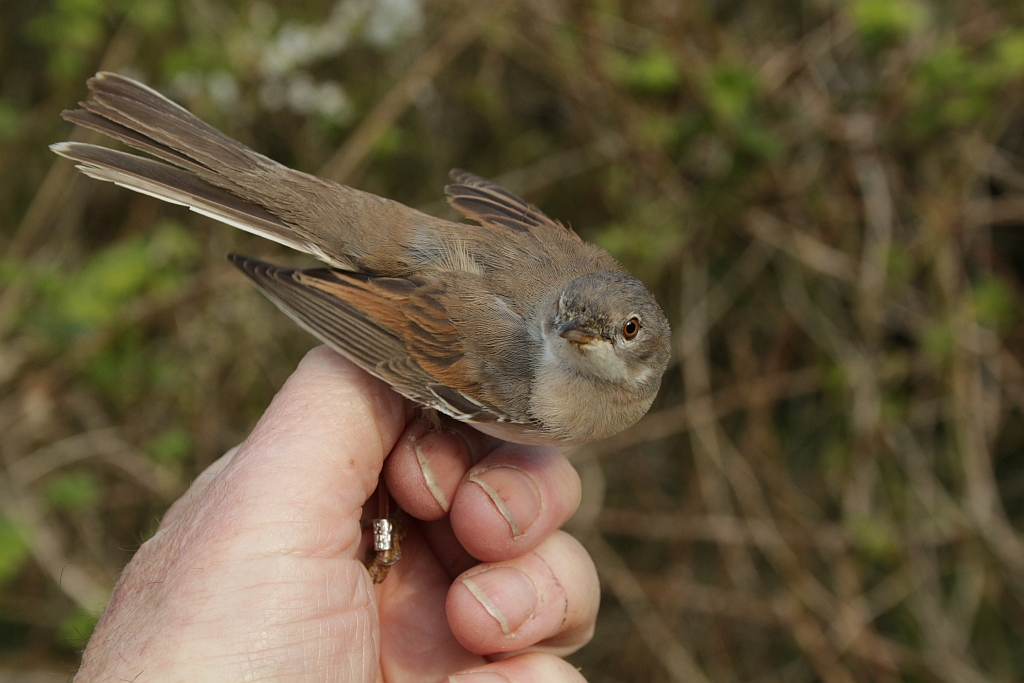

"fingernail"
[448, 672, 511, 683]
[460, 567, 537, 635]
[407, 428, 471, 511]
[468, 465, 541, 537]
[411, 431, 448, 512]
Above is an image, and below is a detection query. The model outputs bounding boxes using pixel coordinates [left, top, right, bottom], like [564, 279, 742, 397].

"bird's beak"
[558, 317, 601, 344]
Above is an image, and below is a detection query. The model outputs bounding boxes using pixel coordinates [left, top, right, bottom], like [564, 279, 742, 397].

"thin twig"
[318, 1, 505, 183]
[585, 532, 714, 683]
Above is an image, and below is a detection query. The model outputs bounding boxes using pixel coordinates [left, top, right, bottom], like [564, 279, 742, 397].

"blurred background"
[2, 0, 1024, 680]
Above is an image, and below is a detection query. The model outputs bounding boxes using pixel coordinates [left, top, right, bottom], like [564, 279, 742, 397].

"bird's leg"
[420, 406, 444, 432]
[364, 475, 405, 583]
[363, 409, 439, 582]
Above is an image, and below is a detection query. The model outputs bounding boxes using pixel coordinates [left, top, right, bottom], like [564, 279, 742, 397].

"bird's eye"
[622, 317, 641, 340]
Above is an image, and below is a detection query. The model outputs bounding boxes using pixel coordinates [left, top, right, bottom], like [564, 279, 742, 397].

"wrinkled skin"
[73, 346, 599, 683]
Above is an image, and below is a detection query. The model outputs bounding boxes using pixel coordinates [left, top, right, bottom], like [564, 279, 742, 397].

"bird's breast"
[528, 344, 653, 445]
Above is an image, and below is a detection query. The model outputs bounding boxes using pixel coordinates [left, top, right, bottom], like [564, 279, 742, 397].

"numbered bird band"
[372, 518, 394, 552]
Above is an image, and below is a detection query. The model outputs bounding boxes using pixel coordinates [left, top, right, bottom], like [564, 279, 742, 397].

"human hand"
[73, 346, 598, 682]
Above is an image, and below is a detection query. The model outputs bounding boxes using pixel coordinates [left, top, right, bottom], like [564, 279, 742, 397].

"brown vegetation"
[2, 0, 1024, 680]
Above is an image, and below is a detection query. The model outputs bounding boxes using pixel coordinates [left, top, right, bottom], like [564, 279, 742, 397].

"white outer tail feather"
[50, 141, 328, 260]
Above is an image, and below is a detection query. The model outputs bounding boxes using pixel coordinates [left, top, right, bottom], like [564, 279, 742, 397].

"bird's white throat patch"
[531, 333, 656, 444]
[545, 334, 634, 384]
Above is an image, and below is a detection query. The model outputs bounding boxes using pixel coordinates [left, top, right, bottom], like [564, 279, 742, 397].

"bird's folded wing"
[228, 255, 509, 424]
[444, 169, 582, 241]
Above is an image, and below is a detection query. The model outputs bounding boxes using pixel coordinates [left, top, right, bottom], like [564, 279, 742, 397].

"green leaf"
[83, 334, 149, 405]
[147, 428, 193, 464]
[24, 0, 122, 82]
[130, 0, 174, 32]
[922, 320, 953, 364]
[846, 515, 900, 562]
[735, 122, 784, 163]
[703, 63, 759, 125]
[636, 113, 679, 147]
[57, 608, 100, 649]
[44, 472, 102, 512]
[886, 244, 913, 288]
[55, 237, 151, 329]
[0, 99, 23, 140]
[23, 222, 198, 343]
[973, 276, 1016, 330]
[918, 43, 970, 90]
[0, 518, 29, 586]
[148, 220, 200, 264]
[595, 199, 686, 275]
[607, 47, 680, 95]
[851, 0, 925, 50]
[995, 31, 1024, 78]
[372, 127, 403, 158]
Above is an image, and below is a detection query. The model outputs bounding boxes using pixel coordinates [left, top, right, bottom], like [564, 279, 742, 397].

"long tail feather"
[50, 141, 310, 253]
[57, 71, 449, 275]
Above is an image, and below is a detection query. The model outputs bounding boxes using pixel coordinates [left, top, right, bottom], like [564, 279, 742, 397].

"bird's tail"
[51, 72, 328, 255]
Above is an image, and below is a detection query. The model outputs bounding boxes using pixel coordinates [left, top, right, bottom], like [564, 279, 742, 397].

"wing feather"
[444, 169, 581, 241]
[228, 254, 512, 424]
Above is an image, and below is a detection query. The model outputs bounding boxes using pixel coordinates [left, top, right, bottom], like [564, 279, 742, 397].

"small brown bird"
[52, 72, 671, 446]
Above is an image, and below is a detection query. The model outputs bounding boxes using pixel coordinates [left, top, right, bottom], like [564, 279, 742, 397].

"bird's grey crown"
[556, 271, 666, 334]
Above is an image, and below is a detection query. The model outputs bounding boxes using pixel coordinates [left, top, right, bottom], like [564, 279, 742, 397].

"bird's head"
[546, 270, 671, 390]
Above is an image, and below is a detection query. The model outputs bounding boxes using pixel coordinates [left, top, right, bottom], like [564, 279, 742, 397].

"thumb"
[161, 345, 412, 559]
[75, 348, 412, 681]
